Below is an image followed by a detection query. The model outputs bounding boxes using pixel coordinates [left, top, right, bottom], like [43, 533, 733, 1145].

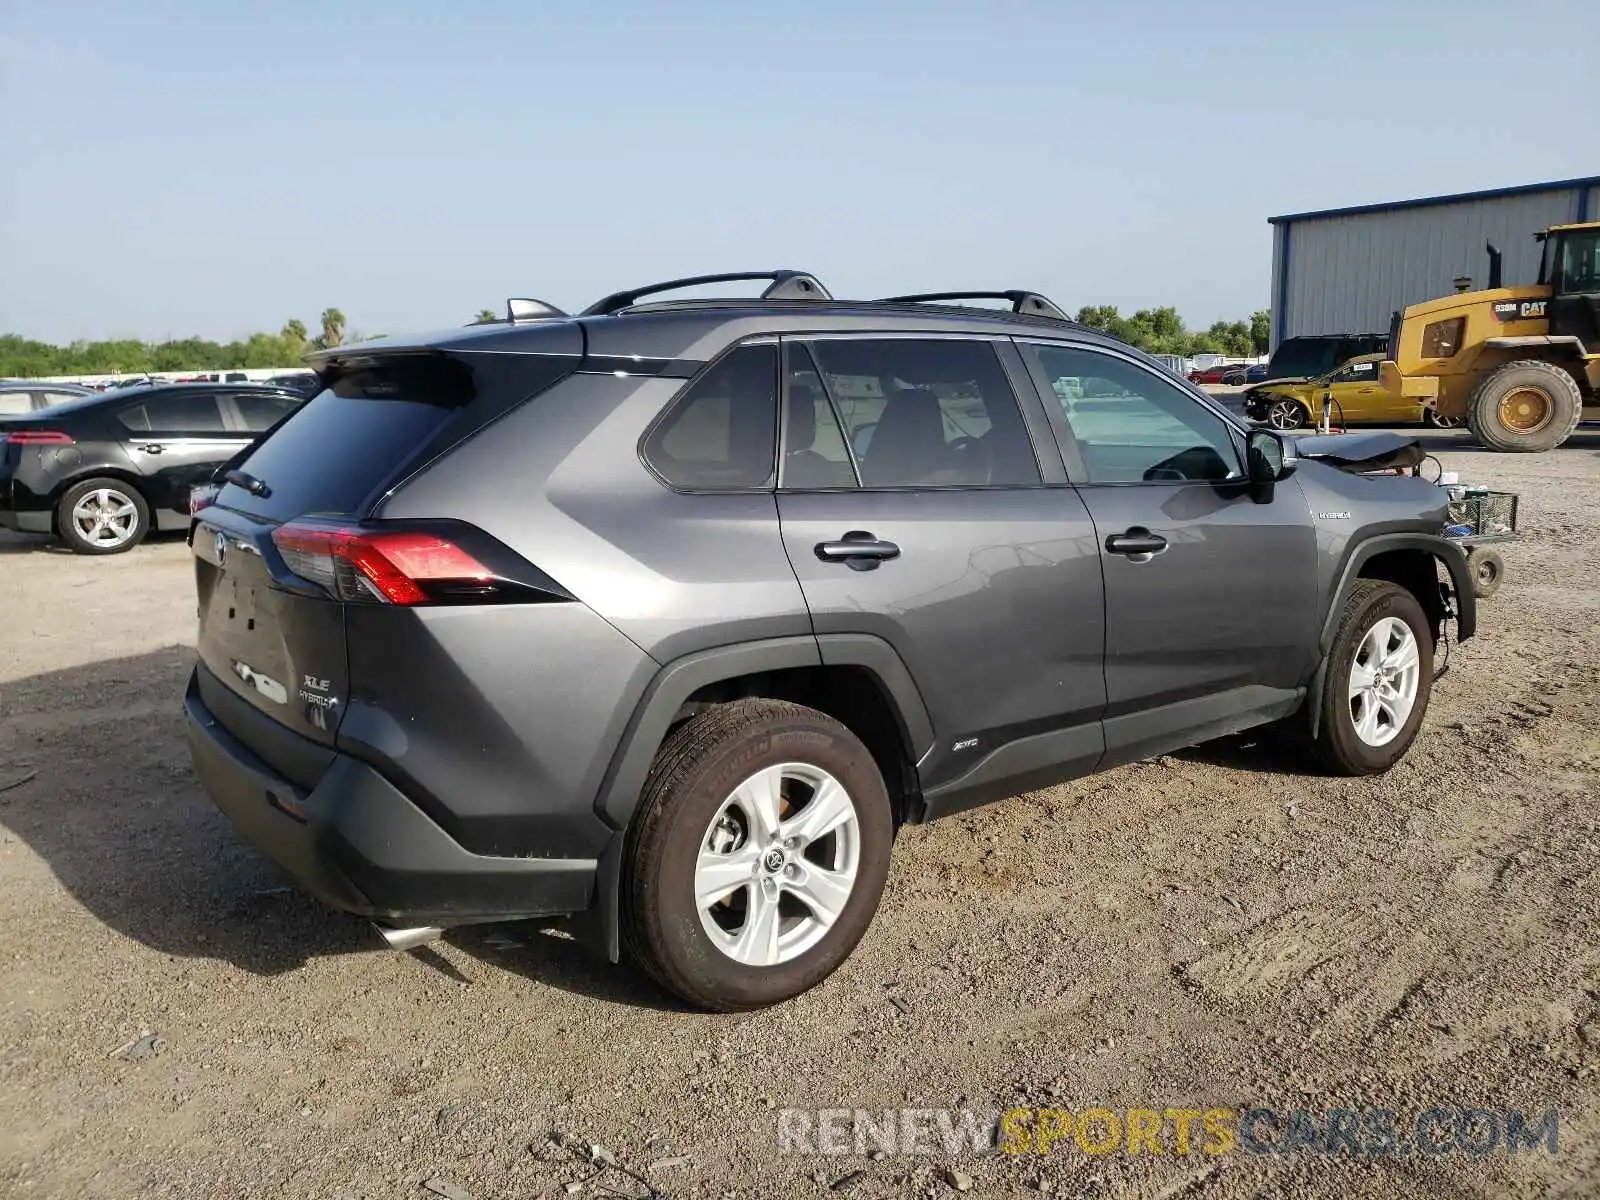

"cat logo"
[1492, 299, 1548, 322]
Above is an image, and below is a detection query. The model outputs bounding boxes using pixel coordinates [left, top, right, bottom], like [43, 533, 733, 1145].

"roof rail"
[582, 270, 832, 316]
[878, 290, 1073, 322]
[505, 297, 568, 322]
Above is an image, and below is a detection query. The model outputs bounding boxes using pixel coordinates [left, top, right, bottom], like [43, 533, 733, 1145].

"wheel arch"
[49, 465, 153, 509]
[588, 633, 935, 961]
[1305, 535, 1475, 740]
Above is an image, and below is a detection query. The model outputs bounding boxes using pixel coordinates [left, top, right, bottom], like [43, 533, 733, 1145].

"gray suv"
[183, 272, 1477, 1010]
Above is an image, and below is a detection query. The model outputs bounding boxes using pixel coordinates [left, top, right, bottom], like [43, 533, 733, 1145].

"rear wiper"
[223, 467, 272, 498]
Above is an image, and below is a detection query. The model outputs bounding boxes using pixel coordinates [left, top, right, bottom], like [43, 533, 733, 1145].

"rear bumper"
[184, 668, 598, 925]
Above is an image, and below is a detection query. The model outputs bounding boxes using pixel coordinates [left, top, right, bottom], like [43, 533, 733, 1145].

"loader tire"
[1466, 360, 1583, 453]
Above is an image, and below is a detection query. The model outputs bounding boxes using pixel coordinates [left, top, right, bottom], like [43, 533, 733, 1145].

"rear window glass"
[219, 356, 474, 520]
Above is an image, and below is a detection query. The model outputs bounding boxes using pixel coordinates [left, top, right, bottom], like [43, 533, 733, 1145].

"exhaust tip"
[374, 924, 444, 952]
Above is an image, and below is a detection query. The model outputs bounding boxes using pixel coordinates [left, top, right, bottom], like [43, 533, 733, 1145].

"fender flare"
[1305, 533, 1475, 739]
[588, 633, 935, 961]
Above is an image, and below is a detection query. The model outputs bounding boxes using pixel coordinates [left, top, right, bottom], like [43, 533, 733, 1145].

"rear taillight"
[1, 430, 74, 445]
[271, 520, 495, 605]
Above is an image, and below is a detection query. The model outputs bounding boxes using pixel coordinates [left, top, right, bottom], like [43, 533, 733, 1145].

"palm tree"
[474, 308, 498, 324]
[318, 308, 347, 349]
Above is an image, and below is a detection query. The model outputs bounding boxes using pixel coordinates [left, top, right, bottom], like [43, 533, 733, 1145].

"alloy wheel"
[1347, 617, 1421, 748]
[694, 762, 861, 967]
[71, 487, 140, 549]
[1268, 399, 1304, 430]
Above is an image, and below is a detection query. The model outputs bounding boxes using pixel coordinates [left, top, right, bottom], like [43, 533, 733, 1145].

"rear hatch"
[191, 342, 580, 778]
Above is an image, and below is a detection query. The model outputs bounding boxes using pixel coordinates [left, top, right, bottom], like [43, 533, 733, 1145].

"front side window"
[1024, 344, 1241, 484]
[804, 338, 1041, 487]
[643, 343, 778, 489]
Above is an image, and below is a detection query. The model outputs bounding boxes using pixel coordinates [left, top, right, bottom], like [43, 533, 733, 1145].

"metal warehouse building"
[1268, 175, 1600, 348]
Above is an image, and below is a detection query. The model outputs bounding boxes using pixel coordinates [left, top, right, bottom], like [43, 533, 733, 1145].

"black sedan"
[0, 383, 308, 554]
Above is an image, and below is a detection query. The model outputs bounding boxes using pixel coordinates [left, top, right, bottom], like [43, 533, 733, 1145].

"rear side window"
[220, 356, 475, 520]
[230, 390, 304, 432]
[643, 344, 778, 489]
[118, 392, 227, 433]
[0, 393, 31, 415]
[806, 338, 1041, 487]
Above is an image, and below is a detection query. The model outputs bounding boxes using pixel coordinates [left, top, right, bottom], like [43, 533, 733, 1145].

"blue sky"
[2, 0, 1594, 343]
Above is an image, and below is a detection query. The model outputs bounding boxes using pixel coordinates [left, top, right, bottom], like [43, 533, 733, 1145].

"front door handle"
[815, 530, 901, 571]
[139, 443, 164, 454]
[1105, 527, 1168, 562]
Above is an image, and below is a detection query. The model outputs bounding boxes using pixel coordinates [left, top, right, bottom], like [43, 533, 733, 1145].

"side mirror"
[1247, 428, 1295, 484]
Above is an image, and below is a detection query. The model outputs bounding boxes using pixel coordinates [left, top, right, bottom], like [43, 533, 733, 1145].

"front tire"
[1267, 398, 1307, 430]
[622, 699, 893, 1011]
[1466, 359, 1583, 452]
[1312, 581, 1434, 776]
[55, 478, 150, 555]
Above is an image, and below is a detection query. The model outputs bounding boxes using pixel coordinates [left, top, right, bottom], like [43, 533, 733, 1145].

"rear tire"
[1423, 408, 1463, 430]
[622, 699, 893, 1011]
[1466, 359, 1583, 452]
[1469, 548, 1505, 599]
[1311, 580, 1434, 776]
[55, 478, 150, 555]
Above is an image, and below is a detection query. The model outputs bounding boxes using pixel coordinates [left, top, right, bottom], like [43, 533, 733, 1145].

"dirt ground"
[3, 427, 1599, 1200]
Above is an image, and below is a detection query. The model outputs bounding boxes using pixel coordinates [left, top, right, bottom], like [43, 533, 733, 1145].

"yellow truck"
[1379, 221, 1600, 451]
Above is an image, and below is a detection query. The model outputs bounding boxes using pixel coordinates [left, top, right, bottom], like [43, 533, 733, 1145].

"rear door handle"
[1105, 528, 1168, 562]
[139, 444, 164, 454]
[815, 531, 901, 571]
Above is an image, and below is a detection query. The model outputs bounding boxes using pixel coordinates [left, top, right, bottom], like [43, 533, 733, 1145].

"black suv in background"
[0, 382, 307, 553]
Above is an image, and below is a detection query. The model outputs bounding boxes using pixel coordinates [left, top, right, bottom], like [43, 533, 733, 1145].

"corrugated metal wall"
[1273, 185, 1591, 346]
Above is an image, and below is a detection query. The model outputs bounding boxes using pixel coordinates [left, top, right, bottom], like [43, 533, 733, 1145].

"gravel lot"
[3, 427, 1598, 1199]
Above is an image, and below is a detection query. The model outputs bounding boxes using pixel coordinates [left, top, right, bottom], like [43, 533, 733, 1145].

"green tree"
[1249, 311, 1271, 355]
[473, 308, 498, 324]
[280, 318, 308, 359]
[315, 307, 347, 350]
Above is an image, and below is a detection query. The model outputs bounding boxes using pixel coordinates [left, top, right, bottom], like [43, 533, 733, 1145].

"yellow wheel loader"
[1379, 221, 1600, 451]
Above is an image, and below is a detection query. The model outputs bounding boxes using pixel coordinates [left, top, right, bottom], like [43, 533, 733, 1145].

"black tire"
[1465, 359, 1583, 452]
[54, 478, 151, 555]
[1469, 547, 1505, 599]
[1423, 408, 1463, 430]
[1266, 398, 1307, 430]
[1311, 580, 1435, 776]
[621, 698, 894, 1011]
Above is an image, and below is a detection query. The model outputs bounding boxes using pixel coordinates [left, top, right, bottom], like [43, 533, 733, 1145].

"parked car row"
[0, 381, 311, 553]
[1186, 362, 1268, 385]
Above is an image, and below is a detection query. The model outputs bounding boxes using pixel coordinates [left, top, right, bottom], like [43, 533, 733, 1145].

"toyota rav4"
[183, 272, 1477, 1010]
